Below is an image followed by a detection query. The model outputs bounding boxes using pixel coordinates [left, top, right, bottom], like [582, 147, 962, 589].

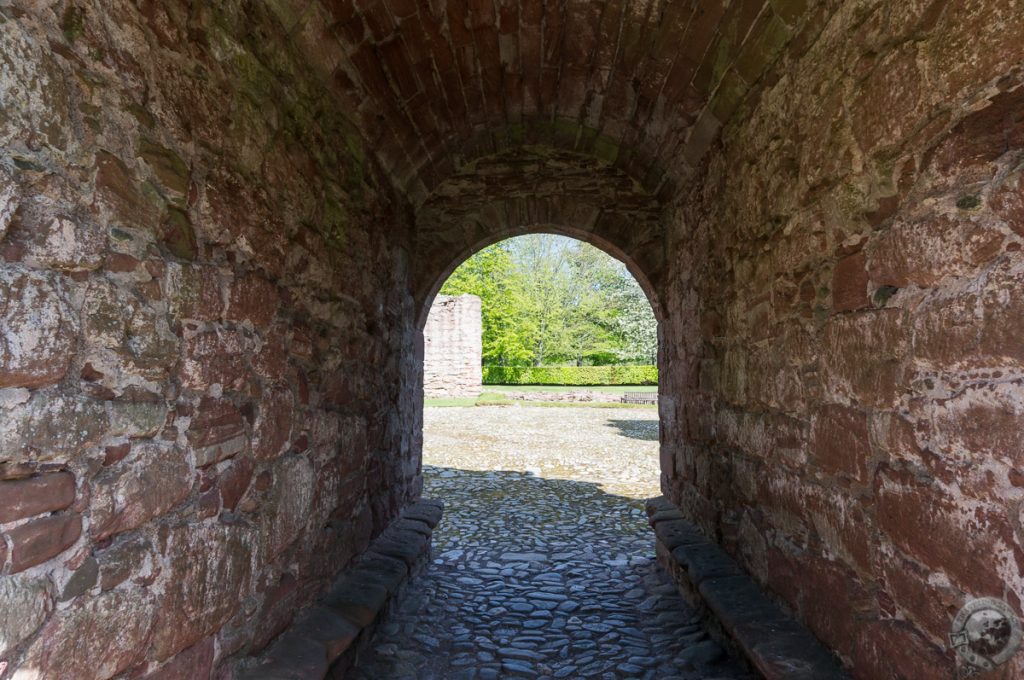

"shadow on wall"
[604, 419, 660, 442]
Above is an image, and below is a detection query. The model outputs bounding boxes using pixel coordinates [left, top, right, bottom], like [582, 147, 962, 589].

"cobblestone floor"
[350, 406, 755, 679]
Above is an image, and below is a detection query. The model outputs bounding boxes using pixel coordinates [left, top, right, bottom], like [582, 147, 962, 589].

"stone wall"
[422, 295, 482, 398]
[0, 3, 418, 678]
[3, 0, 1024, 678]
[659, 2, 1024, 677]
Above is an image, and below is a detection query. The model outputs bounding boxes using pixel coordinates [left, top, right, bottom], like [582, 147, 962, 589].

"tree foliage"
[438, 235, 657, 366]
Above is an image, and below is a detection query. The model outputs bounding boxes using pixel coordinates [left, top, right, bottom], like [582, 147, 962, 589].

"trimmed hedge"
[482, 365, 658, 386]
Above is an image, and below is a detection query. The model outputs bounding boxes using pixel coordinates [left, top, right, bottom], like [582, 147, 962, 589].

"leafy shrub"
[482, 365, 657, 386]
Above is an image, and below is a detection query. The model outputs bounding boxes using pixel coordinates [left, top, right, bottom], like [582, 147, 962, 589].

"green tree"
[439, 243, 535, 365]
[439, 235, 658, 368]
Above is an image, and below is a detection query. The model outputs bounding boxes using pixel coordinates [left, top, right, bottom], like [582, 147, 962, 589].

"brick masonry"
[0, 0, 1022, 678]
[422, 295, 482, 398]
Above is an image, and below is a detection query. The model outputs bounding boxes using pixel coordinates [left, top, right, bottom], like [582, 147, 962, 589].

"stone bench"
[645, 496, 851, 680]
[621, 391, 658, 405]
[237, 499, 444, 679]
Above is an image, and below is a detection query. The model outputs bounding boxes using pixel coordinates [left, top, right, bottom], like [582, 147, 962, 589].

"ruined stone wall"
[661, 1, 1024, 677]
[0, 3, 419, 678]
[423, 295, 482, 398]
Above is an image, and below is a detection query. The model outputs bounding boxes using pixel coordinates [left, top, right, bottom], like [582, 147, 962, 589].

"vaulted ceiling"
[270, 0, 821, 207]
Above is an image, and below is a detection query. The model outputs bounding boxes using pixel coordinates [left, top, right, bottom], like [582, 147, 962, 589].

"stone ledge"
[238, 499, 444, 680]
[645, 496, 850, 680]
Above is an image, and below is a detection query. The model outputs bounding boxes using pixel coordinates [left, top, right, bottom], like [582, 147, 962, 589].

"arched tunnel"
[1, 0, 1023, 677]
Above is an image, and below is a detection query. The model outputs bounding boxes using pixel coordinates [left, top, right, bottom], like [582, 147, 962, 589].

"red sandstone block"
[867, 215, 1003, 288]
[927, 87, 1024, 178]
[821, 308, 907, 408]
[253, 573, 299, 652]
[253, 386, 294, 460]
[141, 637, 215, 680]
[226, 272, 279, 328]
[178, 328, 250, 391]
[187, 396, 247, 467]
[812, 404, 871, 483]
[7, 514, 82, 573]
[981, 261, 1024, 363]
[875, 467, 1010, 595]
[852, 620, 953, 680]
[218, 455, 255, 511]
[831, 251, 869, 312]
[0, 472, 76, 523]
[912, 291, 980, 364]
[991, 171, 1024, 236]
[877, 547, 960, 643]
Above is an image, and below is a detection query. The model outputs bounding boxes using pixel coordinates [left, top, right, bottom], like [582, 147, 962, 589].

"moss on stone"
[137, 139, 190, 198]
[61, 5, 85, 44]
[162, 207, 197, 261]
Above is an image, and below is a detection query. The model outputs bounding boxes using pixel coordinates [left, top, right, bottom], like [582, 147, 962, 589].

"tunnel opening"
[346, 234, 757, 678]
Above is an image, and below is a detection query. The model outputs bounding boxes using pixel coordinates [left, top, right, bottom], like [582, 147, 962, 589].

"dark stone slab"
[653, 519, 708, 551]
[290, 606, 361, 663]
[732, 617, 851, 680]
[355, 552, 409, 594]
[323, 572, 391, 628]
[236, 498, 443, 679]
[237, 637, 328, 680]
[371, 527, 428, 567]
[649, 508, 686, 524]
[698, 576, 789, 632]
[644, 496, 677, 517]
[651, 501, 851, 680]
[393, 517, 433, 537]
[404, 500, 444, 528]
[671, 542, 744, 585]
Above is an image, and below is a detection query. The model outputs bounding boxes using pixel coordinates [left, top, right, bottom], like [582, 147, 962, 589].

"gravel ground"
[350, 406, 753, 680]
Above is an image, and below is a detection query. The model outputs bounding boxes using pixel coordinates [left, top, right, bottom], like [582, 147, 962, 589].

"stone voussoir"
[648, 496, 850, 680]
[236, 498, 442, 679]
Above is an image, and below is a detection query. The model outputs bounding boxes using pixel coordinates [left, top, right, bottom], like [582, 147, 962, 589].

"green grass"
[424, 391, 657, 409]
[484, 384, 656, 394]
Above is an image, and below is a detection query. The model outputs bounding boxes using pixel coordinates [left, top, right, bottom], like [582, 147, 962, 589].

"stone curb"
[644, 496, 851, 680]
[237, 499, 444, 679]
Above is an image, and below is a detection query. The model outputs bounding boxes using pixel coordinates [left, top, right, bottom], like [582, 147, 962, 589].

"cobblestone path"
[351, 407, 755, 679]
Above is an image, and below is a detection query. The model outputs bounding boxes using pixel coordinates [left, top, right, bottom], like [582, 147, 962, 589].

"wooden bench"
[621, 391, 658, 405]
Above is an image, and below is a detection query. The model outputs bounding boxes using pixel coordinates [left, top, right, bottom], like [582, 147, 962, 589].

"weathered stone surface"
[97, 537, 154, 591]
[60, 555, 99, 601]
[109, 401, 168, 439]
[831, 251, 869, 312]
[252, 386, 293, 460]
[0, 471, 76, 522]
[811, 404, 871, 483]
[219, 455, 256, 511]
[227, 272, 279, 327]
[290, 606, 359, 662]
[7, 514, 82, 573]
[140, 637, 215, 680]
[187, 396, 247, 467]
[0, 392, 108, 464]
[152, 523, 253, 660]
[178, 328, 251, 391]
[0, 575, 52, 656]
[0, 269, 76, 389]
[261, 455, 316, 558]
[253, 573, 300, 652]
[19, 588, 156, 680]
[9, 210, 105, 272]
[90, 442, 192, 540]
